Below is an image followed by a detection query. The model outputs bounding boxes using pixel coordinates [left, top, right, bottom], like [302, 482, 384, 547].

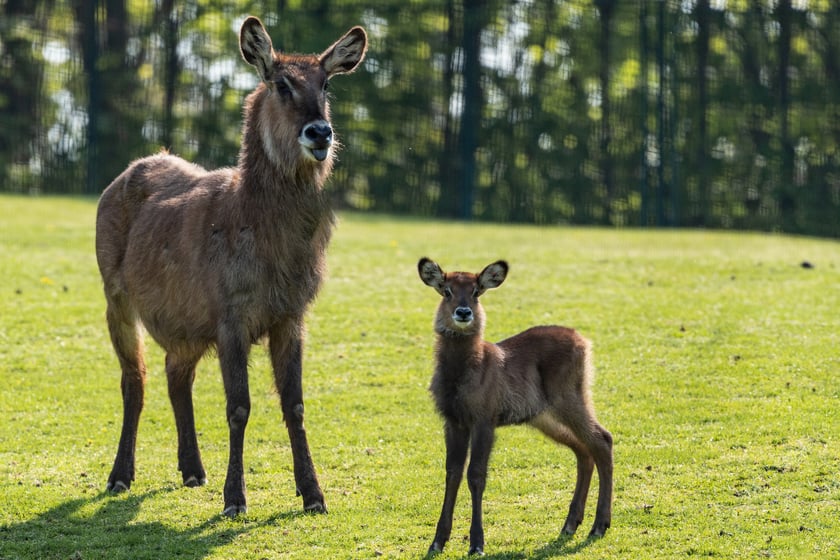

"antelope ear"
[477, 260, 508, 295]
[320, 26, 367, 76]
[418, 258, 446, 295]
[240, 16, 275, 82]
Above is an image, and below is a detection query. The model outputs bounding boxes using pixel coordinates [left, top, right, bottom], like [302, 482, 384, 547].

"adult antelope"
[95, 16, 367, 516]
[418, 258, 613, 555]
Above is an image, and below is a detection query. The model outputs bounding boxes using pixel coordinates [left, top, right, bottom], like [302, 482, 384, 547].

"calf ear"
[477, 260, 508, 295]
[240, 17, 275, 82]
[418, 258, 447, 295]
[320, 26, 367, 76]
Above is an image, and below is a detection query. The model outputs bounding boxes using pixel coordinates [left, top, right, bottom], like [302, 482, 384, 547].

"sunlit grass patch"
[1, 194, 838, 559]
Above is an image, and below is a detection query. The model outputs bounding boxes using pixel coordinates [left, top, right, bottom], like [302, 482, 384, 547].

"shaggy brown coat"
[418, 258, 613, 555]
[95, 16, 367, 516]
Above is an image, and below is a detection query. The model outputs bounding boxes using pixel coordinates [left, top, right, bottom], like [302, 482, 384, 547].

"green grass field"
[1, 194, 838, 559]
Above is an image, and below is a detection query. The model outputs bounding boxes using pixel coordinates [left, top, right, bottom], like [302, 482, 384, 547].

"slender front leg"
[218, 322, 251, 516]
[429, 422, 470, 555]
[165, 352, 206, 487]
[466, 422, 495, 555]
[269, 319, 325, 513]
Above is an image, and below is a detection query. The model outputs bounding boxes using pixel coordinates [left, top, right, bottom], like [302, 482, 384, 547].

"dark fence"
[2, 1, 839, 237]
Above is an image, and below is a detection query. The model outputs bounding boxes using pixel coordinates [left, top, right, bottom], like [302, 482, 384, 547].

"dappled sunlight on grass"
[1, 197, 838, 558]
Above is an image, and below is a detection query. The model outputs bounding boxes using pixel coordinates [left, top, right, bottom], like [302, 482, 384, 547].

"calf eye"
[444, 287, 452, 299]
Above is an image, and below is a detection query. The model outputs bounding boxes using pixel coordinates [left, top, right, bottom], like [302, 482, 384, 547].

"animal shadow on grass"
[464, 532, 598, 560]
[0, 489, 294, 559]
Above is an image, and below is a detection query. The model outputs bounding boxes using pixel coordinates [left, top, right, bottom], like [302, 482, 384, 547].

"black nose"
[303, 122, 332, 144]
[455, 307, 473, 322]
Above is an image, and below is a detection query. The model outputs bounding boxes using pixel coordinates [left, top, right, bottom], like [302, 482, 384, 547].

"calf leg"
[218, 322, 251, 516]
[531, 412, 595, 535]
[429, 423, 469, 555]
[563, 450, 595, 534]
[587, 423, 613, 537]
[105, 294, 146, 493]
[269, 319, 325, 512]
[556, 408, 613, 537]
[466, 423, 495, 555]
[166, 352, 206, 487]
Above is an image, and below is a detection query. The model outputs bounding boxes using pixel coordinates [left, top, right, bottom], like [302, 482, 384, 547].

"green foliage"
[1, 195, 839, 558]
[2, 2, 840, 235]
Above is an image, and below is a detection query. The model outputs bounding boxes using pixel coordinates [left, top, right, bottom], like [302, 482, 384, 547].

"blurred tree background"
[1, 0, 838, 236]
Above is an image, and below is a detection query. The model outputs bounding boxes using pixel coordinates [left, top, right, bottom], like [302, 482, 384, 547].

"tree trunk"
[596, 0, 616, 225]
[695, 0, 710, 225]
[457, 0, 485, 220]
[0, 0, 45, 190]
[776, 0, 796, 228]
[437, 0, 460, 218]
[160, 0, 180, 149]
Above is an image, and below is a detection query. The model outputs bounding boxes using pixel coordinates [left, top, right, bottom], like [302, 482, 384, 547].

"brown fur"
[418, 258, 613, 555]
[95, 16, 367, 516]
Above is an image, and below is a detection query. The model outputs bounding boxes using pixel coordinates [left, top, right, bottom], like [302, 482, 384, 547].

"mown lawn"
[0, 194, 838, 559]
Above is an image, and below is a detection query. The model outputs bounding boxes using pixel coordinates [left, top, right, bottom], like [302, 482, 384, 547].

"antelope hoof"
[426, 542, 444, 557]
[588, 522, 609, 538]
[107, 480, 130, 493]
[561, 520, 580, 535]
[222, 504, 247, 518]
[299, 486, 327, 513]
[468, 546, 485, 556]
[303, 500, 327, 514]
[183, 475, 207, 488]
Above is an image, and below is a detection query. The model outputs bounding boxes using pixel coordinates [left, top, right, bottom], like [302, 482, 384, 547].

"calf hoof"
[299, 487, 327, 514]
[468, 545, 485, 556]
[588, 522, 610, 538]
[183, 474, 207, 488]
[106, 480, 130, 493]
[561, 523, 578, 536]
[222, 504, 247, 518]
[426, 542, 444, 557]
[303, 500, 327, 514]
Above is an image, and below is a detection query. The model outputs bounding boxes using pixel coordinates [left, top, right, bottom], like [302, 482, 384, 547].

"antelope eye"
[275, 79, 291, 96]
[443, 287, 452, 299]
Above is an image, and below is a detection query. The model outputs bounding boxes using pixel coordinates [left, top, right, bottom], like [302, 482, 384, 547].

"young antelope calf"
[418, 258, 613, 555]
